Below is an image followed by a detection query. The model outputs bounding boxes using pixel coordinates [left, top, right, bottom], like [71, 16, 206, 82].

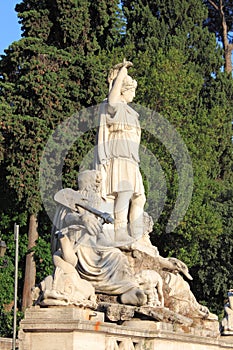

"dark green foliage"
[1, 114, 48, 213]
[122, 0, 223, 76]
[0, 258, 15, 337]
[0, 207, 28, 337]
[189, 185, 233, 314]
[16, 0, 123, 51]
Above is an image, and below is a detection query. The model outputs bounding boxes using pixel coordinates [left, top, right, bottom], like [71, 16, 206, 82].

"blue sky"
[0, 0, 22, 55]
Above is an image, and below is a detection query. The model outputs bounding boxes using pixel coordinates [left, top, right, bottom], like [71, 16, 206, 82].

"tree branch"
[207, 0, 220, 12]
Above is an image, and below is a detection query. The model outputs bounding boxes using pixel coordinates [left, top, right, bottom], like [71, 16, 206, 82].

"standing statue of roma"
[95, 59, 146, 243]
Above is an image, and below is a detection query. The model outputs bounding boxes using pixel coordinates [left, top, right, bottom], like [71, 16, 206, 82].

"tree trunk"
[219, 0, 232, 74]
[207, 0, 233, 74]
[22, 213, 38, 310]
[224, 44, 233, 74]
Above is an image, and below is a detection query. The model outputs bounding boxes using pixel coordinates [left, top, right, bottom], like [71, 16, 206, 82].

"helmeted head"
[120, 75, 137, 103]
[121, 75, 137, 93]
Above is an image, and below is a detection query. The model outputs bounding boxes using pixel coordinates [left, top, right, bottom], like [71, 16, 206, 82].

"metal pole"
[12, 224, 19, 350]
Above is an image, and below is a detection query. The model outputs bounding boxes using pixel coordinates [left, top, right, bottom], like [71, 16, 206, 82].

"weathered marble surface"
[95, 60, 145, 242]
[33, 170, 218, 334]
[32, 61, 219, 340]
[0, 337, 17, 350]
[18, 307, 226, 350]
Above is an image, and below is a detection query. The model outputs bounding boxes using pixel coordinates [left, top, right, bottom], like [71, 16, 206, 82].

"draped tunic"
[96, 100, 145, 198]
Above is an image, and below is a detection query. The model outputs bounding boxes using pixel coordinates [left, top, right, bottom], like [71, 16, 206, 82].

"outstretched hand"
[108, 58, 133, 85]
[113, 58, 133, 70]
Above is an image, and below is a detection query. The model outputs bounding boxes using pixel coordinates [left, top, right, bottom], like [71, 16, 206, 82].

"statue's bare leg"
[114, 190, 133, 242]
[129, 193, 146, 239]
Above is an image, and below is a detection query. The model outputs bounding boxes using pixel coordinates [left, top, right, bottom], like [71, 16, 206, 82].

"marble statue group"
[34, 60, 219, 330]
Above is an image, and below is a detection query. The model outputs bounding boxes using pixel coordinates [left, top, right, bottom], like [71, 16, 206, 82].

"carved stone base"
[0, 337, 18, 350]
[97, 302, 220, 338]
[18, 306, 231, 350]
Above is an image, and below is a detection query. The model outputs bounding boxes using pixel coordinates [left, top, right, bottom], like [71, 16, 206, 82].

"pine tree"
[203, 0, 233, 73]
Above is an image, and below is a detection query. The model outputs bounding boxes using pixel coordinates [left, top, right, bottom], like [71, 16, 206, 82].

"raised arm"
[108, 66, 128, 105]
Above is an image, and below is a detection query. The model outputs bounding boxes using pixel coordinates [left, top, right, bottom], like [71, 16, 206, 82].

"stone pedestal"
[18, 306, 233, 350]
[0, 337, 18, 350]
